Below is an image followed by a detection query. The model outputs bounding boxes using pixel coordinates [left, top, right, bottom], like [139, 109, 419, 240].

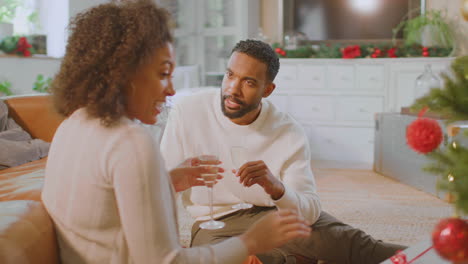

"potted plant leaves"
[0, 80, 12, 97]
[393, 10, 455, 53]
[32, 74, 52, 93]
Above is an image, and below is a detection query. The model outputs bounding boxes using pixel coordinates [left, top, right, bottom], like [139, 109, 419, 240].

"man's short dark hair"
[231, 39, 279, 82]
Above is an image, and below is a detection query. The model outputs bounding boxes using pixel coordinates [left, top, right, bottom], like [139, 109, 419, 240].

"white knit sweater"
[161, 89, 321, 223]
[42, 108, 247, 264]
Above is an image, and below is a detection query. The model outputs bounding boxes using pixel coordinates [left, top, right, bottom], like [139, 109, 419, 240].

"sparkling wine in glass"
[199, 154, 225, 230]
[230, 146, 253, 210]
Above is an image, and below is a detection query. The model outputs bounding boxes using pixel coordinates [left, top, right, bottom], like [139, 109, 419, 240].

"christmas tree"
[410, 56, 468, 215]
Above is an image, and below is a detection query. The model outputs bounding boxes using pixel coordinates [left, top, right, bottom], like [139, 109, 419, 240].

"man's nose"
[227, 77, 241, 96]
[166, 80, 175, 96]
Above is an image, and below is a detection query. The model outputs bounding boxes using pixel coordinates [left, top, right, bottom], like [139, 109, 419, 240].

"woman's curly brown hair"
[51, 0, 173, 126]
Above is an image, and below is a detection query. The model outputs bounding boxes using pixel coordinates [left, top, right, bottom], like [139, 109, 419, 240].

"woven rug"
[177, 167, 453, 247]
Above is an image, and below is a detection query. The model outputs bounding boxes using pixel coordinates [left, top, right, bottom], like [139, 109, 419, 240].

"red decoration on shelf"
[406, 108, 443, 154]
[422, 46, 430, 57]
[274, 47, 286, 57]
[387, 47, 397, 58]
[432, 218, 468, 262]
[342, 45, 361, 59]
[15, 37, 32, 57]
[371, 48, 382, 58]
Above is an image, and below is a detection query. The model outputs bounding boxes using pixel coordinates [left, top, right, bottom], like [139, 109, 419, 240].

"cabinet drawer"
[267, 94, 288, 113]
[335, 96, 384, 122]
[289, 95, 334, 121]
[356, 65, 385, 91]
[306, 125, 374, 163]
[297, 65, 326, 89]
[275, 65, 297, 89]
[328, 65, 354, 90]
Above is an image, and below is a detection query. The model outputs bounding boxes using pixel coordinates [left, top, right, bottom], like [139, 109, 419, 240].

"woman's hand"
[169, 157, 224, 192]
[239, 209, 311, 255]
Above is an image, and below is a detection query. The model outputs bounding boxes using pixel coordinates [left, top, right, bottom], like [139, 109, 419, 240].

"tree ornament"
[432, 218, 468, 262]
[406, 109, 443, 154]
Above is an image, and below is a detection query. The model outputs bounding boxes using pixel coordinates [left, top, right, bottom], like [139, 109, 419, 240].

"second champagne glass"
[230, 146, 253, 210]
[199, 154, 225, 230]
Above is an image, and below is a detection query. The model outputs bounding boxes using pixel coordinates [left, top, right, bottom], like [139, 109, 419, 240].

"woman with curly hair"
[41, 1, 311, 263]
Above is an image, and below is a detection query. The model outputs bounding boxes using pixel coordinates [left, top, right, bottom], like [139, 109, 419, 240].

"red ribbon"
[418, 106, 429, 118]
[390, 246, 434, 264]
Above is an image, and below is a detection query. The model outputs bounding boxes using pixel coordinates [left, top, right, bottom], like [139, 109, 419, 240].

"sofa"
[0, 94, 261, 264]
[0, 94, 63, 264]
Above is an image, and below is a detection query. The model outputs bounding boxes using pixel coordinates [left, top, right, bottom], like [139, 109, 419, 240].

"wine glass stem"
[209, 186, 214, 221]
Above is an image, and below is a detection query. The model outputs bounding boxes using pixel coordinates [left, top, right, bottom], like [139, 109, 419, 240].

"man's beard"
[220, 92, 260, 119]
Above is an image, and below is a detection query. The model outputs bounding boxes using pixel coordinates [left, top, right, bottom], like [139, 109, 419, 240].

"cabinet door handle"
[311, 107, 319, 111]
[369, 77, 378, 81]
[359, 108, 368, 113]
[340, 76, 349, 81]
[312, 76, 320, 81]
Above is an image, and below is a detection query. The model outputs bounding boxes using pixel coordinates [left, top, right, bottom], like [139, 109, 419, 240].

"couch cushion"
[4, 95, 63, 143]
[0, 158, 46, 202]
[0, 200, 59, 264]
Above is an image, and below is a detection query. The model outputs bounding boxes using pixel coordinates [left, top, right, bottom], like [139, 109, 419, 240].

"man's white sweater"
[161, 89, 321, 223]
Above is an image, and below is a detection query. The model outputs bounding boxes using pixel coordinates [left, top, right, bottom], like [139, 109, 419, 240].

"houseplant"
[392, 9, 455, 52]
[32, 74, 51, 93]
[0, 80, 12, 96]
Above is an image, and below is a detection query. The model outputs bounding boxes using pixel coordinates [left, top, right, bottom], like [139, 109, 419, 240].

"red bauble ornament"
[406, 117, 443, 154]
[423, 51, 430, 57]
[432, 218, 468, 262]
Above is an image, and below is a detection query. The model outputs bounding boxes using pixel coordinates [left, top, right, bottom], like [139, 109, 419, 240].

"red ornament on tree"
[406, 108, 443, 154]
[432, 218, 468, 262]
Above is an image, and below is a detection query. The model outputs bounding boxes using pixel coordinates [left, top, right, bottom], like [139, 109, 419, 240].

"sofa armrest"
[0, 200, 59, 264]
[3, 95, 64, 142]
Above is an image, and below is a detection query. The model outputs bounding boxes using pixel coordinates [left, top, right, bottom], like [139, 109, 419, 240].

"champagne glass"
[199, 154, 225, 230]
[230, 146, 253, 210]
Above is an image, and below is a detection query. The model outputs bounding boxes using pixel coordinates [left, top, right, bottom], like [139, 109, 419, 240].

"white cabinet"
[159, 0, 259, 85]
[270, 57, 454, 167]
[388, 58, 452, 112]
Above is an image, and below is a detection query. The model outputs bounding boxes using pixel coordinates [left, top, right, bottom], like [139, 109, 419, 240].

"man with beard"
[160, 39, 405, 264]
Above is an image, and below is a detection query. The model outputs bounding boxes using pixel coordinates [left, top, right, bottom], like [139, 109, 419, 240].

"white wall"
[69, 0, 110, 21]
[0, 57, 61, 95]
[42, 0, 68, 58]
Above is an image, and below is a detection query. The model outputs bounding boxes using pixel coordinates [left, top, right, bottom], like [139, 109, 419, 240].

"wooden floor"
[313, 160, 453, 246]
[177, 160, 454, 247]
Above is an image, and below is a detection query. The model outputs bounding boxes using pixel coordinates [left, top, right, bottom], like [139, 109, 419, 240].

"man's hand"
[234, 160, 285, 200]
[170, 157, 224, 192]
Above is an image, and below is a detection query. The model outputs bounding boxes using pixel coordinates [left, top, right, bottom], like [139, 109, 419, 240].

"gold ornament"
[462, 0, 468, 21]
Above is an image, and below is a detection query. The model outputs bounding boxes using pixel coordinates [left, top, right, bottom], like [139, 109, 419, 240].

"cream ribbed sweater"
[161, 89, 321, 223]
[42, 108, 247, 264]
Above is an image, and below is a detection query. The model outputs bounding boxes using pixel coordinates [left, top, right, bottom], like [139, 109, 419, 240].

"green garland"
[271, 42, 452, 59]
[410, 56, 468, 215]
